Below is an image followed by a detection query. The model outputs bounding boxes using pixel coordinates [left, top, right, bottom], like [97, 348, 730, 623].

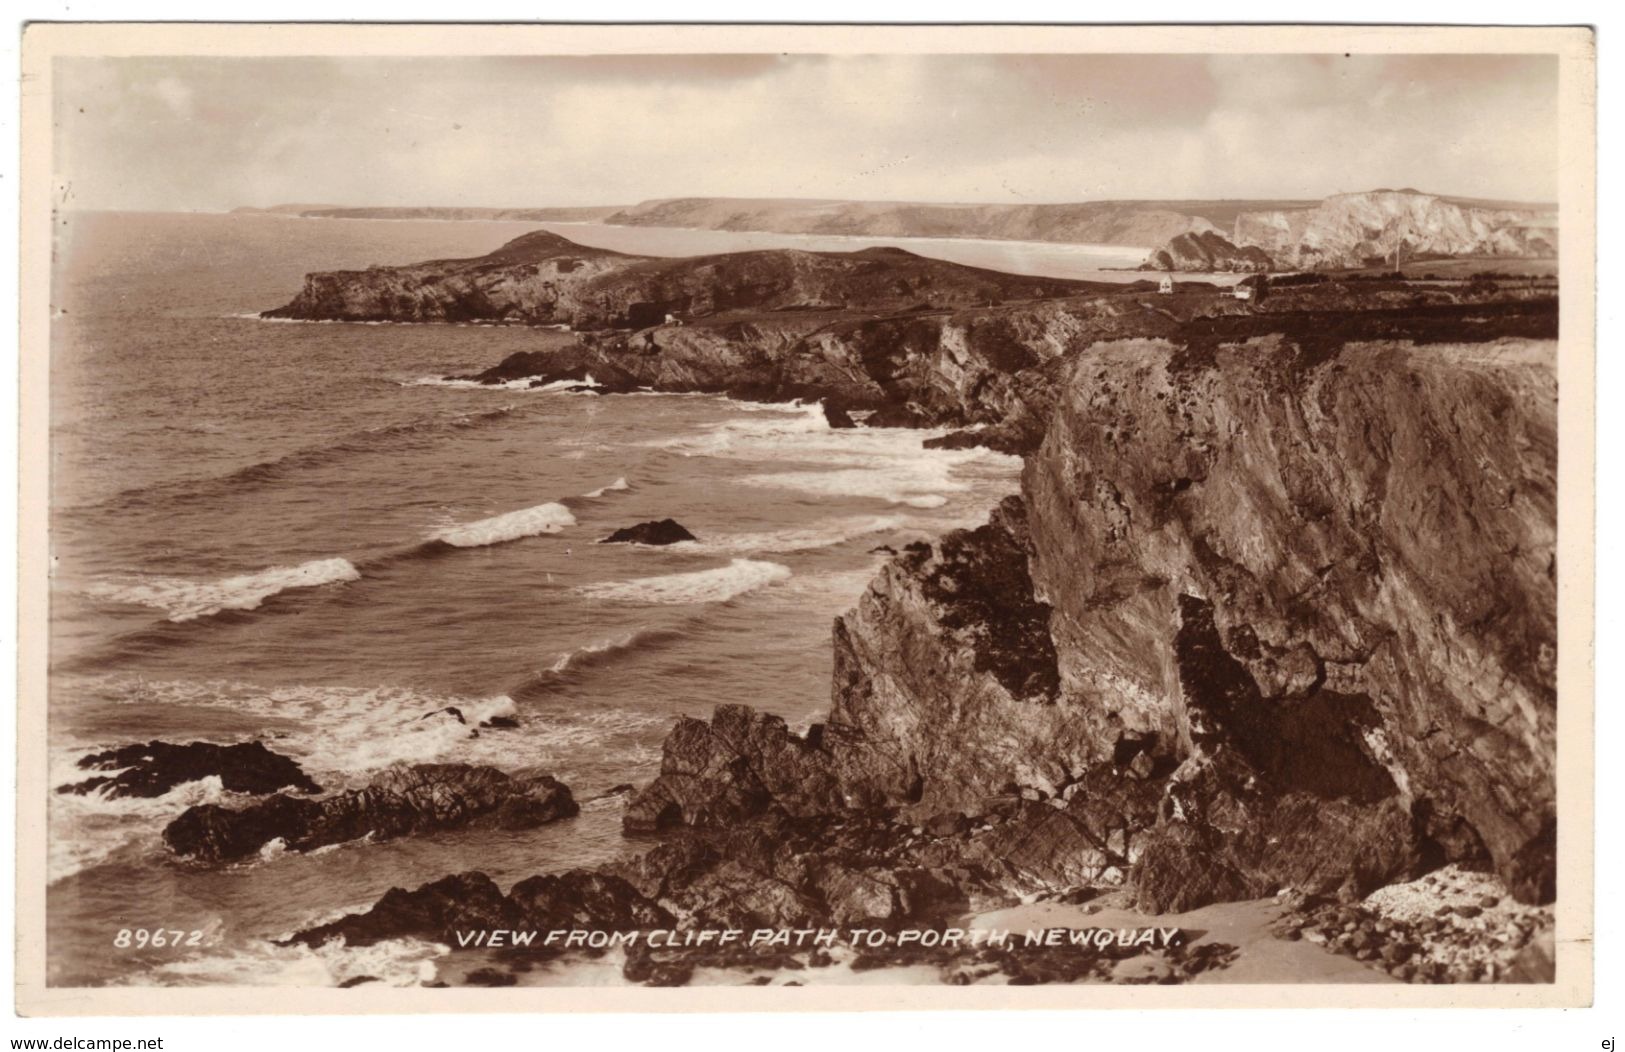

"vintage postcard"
[14, 22, 1596, 1014]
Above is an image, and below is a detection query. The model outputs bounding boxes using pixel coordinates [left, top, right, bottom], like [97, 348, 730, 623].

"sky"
[52, 53, 1560, 211]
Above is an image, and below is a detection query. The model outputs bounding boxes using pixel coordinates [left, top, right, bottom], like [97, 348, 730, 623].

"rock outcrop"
[163, 763, 578, 863]
[263, 231, 1102, 329]
[57, 741, 321, 799]
[1144, 231, 1274, 272]
[456, 287, 1553, 458]
[600, 519, 697, 546]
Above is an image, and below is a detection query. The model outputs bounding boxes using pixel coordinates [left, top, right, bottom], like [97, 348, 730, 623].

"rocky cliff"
[1230, 190, 1556, 270]
[619, 332, 1557, 911]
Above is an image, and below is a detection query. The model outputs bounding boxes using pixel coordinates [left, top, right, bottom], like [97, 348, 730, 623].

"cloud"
[51, 53, 1559, 211]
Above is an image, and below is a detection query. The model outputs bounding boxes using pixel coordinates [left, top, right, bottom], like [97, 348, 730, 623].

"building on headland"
[1234, 273, 1270, 303]
[1158, 276, 1175, 294]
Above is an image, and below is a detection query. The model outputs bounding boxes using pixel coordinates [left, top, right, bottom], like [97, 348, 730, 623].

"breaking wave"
[62, 676, 668, 791]
[48, 768, 241, 883]
[576, 559, 791, 605]
[404, 372, 601, 393]
[582, 477, 631, 499]
[524, 627, 692, 686]
[428, 502, 576, 547]
[685, 514, 908, 553]
[82, 558, 361, 622]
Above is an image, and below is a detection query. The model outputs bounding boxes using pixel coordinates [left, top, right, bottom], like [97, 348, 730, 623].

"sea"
[43, 211, 1151, 987]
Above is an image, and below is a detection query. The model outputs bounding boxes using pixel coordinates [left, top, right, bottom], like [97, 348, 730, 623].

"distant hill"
[600, 196, 1293, 248]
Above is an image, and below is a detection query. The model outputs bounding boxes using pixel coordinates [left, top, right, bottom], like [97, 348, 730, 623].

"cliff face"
[622, 332, 1557, 910]
[264, 231, 1103, 328]
[1144, 231, 1274, 272]
[1231, 190, 1556, 269]
[861, 335, 1557, 903]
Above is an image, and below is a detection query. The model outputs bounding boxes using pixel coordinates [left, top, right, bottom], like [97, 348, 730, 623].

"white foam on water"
[643, 399, 1023, 513]
[687, 514, 908, 553]
[48, 768, 239, 883]
[405, 373, 600, 393]
[582, 476, 630, 499]
[402, 376, 489, 389]
[83, 558, 361, 622]
[577, 558, 792, 605]
[738, 468, 953, 507]
[70, 676, 670, 794]
[430, 502, 576, 547]
[648, 400, 831, 457]
[116, 935, 449, 988]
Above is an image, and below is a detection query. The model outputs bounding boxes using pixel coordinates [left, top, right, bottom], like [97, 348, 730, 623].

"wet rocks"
[57, 740, 321, 800]
[599, 519, 697, 546]
[289, 872, 517, 948]
[822, 401, 857, 428]
[622, 705, 846, 833]
[163, 763, 578, 863]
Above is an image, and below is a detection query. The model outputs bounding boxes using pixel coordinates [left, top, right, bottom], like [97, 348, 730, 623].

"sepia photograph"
[12, 21, 1597, 1015]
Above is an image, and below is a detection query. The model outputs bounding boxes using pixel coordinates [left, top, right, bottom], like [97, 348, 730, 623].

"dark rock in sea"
[921, 428, 993, 451]
[290, 872, 516, 948]
[479, 715, 520, 730]
[58, 740, 321, 800]
[292, 868, 668, 952]
[822, 401, 857, 429]
[337, 976, 380, 988]
[864, 402, 934, 429]
[421, 706, 465, 724]
[164, 763, 578, 863]
[599, 519, 697, 546]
